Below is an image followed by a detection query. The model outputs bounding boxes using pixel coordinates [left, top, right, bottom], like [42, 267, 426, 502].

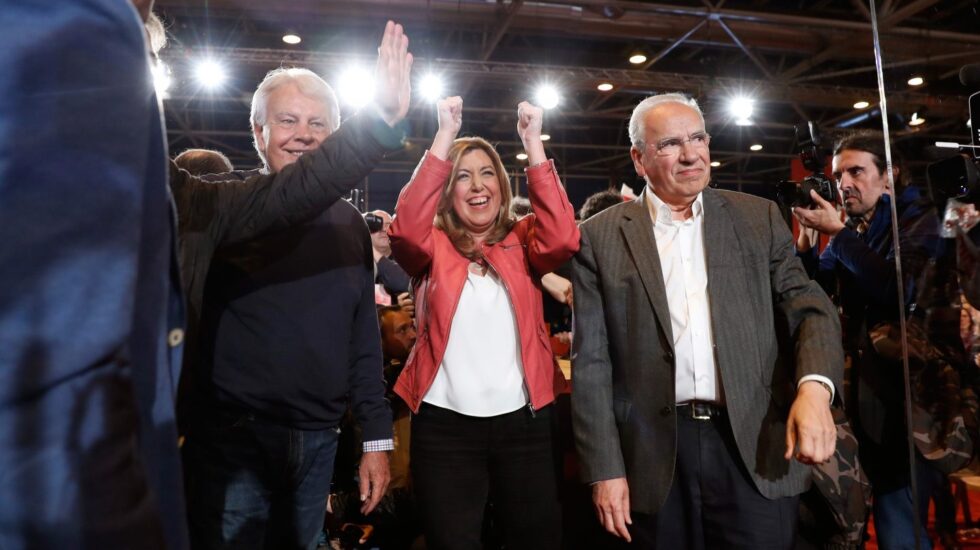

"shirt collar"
[645, 187, 704, 225]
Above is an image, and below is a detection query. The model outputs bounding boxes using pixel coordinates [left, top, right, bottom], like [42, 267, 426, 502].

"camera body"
[926, 155, 979, 206]
[776, 122, 839, 209]
[363, 212, 385, 233]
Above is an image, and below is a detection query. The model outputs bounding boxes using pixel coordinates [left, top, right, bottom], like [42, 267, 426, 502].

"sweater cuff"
[365, 108, 409, 151]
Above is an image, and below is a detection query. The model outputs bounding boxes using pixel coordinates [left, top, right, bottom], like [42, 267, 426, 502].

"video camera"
[776, 122, 838, 209]
[926, 155, 980, 206]
[925, 91, 980, 207]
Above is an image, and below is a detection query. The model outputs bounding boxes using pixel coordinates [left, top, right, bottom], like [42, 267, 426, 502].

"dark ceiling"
[154, 0, 980, 211]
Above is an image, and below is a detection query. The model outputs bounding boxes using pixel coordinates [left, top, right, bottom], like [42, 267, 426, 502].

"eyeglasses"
[647, 132, 711, 157]
[268, 117, 331, 135]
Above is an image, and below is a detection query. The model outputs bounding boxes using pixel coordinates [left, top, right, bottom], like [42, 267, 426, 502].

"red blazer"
[389, 152, 579, 413]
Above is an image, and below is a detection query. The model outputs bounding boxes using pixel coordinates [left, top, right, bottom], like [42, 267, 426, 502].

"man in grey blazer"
[571, 93, 845, 548]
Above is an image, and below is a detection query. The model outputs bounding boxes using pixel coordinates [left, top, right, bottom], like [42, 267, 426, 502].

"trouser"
[631, 405, 799, 549]
[872, 457, 938, 550]
[183, 406, 339, 550]
[410, 402, 562, 550]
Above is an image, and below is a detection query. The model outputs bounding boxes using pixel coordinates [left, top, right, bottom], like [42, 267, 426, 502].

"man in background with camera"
[794, 130, 941, 548]
[365, 210, 413, 311]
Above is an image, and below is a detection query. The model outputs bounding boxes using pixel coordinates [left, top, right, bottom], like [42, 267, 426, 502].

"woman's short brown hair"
[434, 137, 516, 260]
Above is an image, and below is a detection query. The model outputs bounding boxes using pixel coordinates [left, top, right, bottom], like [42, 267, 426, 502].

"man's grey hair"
[628, 93, 705, 147]
[250, 67, 340, 168]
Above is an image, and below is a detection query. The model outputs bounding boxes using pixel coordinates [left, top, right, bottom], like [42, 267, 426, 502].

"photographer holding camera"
[365, 210, 413, 311]
[794, 130, 942, 548]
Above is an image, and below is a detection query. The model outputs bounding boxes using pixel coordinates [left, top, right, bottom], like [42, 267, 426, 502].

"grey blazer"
[571, 187, 844, 515]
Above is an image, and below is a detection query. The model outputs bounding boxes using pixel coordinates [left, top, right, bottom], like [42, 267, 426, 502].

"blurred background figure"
[0, 0, 188, 547]
[366, 209, 412, 308]
[511, 196, 532, 218]
[173, 148, 234, 176]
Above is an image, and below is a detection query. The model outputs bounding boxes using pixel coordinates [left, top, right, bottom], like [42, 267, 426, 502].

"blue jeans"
[873, 458, 938, 550]
[184, 406, 339, 550]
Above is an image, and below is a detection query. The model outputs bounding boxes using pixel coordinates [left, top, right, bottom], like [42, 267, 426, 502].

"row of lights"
[156, 44, 932, 157]
[278, 33, 931, 111]
[153, 57, 567, 111]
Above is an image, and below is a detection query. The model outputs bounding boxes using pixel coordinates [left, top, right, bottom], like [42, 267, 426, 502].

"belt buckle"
[691, 403, 711, 421]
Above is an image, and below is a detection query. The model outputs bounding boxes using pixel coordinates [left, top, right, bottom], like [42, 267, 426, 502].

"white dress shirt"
[646, 190, 720, 403]
[645, 189, 835, 404]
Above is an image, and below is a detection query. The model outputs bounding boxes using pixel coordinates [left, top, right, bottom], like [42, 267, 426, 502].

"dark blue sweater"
[200, 181, 391, 438]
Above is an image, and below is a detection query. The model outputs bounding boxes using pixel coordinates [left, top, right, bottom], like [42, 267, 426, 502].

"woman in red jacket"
[388, 96, 579, 549]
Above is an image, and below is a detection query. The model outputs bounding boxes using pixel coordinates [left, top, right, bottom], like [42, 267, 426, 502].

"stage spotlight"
[750, 144, 763, 151]
[908, 76, 924, 86]
[629, 53, 647, 65]
[282, 33, 301, 45]
[710, 161, 721, 167]
[337, 66, 376, 108]
[516, 153, 528, 161]
[419, 74, 445, 103]
[194, 58, 227, 90]
[152, 59, 172, 98]
[909, 112, 925, 126]
[540, 134, 551, 141]
[729, 96, 754, 122]
[597, 82, 614, 92]
[534, 85, 560, 110]
[853, 100, 870, 109]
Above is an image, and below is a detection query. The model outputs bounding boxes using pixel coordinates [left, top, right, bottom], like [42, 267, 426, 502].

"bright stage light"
[909, 112, 925, 126]
[337, 66, 376, 108]
[597, 82, 614, 92]
[419, 74, 445, 103]
[853, 100, 870, 109]
[710, 161, 721, 167]
[908, 76, 924, 86]
[516, 153, 528, 161]
[629, 53, 647, 65]
[282, 33, 301, 45]
[152, 59, 172, 98]
[535, 85, 560, 110]
[540, 134, 551, 141]
[749, 144, 763, 151]
[729, 96, 754, 121]
[194, 59, 227, 90]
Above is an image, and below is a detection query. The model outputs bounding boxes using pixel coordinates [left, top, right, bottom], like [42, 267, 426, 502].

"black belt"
[675, 401, 726, 420]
